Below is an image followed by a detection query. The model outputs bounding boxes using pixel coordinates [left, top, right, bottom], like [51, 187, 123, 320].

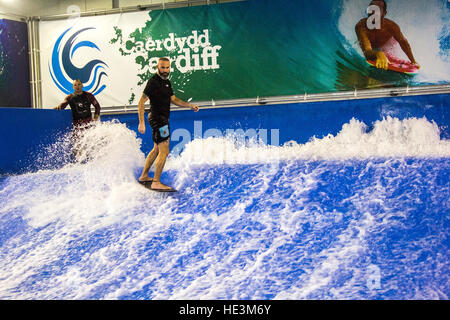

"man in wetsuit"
[355, 0, 420, 70]
[54, 79, 101, 159]
[137, 57, 199, 191]
[55, 79, 101, 126]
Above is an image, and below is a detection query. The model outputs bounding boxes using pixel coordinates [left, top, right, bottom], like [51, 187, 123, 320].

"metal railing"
[99, 84, 450, 115]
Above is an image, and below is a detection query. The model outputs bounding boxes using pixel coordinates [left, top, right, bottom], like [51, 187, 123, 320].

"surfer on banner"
[355, 0, 420, 74]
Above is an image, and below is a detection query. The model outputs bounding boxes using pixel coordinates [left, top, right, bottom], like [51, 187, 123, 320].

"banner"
[39, 11, 150, 108]
[0, 19, 31, 108]
[39, 0, 450, 108]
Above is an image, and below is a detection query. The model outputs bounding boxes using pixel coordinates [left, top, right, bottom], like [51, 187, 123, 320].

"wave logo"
[49, 27, 108, 96]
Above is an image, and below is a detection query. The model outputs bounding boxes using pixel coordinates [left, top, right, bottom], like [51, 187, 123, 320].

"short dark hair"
[159, 57, 170, 62]
[370, 0, 387, 12]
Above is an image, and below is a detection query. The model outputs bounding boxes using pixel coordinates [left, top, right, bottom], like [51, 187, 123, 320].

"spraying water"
[0, 117, 448, 299]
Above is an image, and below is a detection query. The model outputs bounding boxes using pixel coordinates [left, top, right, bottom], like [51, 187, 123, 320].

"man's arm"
[54, 95, 71, 110]
[355, 21, 389, 70]
[355, 21, 376, 60]
[138, 93, 149, 134]
[86, 92, 101, 120]
[391, 22, 419, 66]
[170, 95, 199, 112]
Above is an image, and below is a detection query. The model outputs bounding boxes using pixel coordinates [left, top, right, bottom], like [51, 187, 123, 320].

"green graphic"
[110, 0, 449, 103]
[110, 6, 238, 103]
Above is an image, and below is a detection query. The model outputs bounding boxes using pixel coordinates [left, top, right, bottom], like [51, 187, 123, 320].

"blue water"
[0, 119, 448, 299]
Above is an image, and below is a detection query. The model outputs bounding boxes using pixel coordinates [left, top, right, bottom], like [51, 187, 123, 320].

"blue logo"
[49, 27, 107, 96]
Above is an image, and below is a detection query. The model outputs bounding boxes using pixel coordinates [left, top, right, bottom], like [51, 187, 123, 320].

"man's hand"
[375, 51, 389, 70]
[190, 104, 199, 112]
[171, 96, 199, 111]
[138, 122, 145, 134]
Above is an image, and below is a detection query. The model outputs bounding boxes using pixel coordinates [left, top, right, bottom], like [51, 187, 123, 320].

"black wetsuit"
[59, 91, 101, 126]
[143, 73, 174, 144]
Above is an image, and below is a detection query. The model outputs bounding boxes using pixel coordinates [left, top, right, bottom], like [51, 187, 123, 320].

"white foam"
[3, 116, 449, 231]
[171, 117, 450, 168]
[8, 120, 146, 230]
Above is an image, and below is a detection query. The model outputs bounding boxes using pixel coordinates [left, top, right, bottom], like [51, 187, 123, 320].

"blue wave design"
[83, 64, 107, 95]
[49, 28, 73, 95]
[49, 27, 107, 96]
[83, 64, 105, 91]
[91, 72, 107, 95]
[70, 41, 100, 59]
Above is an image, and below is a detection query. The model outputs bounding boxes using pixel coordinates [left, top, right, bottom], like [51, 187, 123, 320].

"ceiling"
[0, 0, 165, 18]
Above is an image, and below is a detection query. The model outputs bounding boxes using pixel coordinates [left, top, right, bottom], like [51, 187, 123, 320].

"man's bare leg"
[139, 144, 159, 182]
[151, 139, 172, 190]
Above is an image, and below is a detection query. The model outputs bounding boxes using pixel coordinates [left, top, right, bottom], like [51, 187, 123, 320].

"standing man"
[355, 0, 420, 70]
[138, 57, 199, 192]
[55, 79, 101, 126]
[54, 79, 101, 159]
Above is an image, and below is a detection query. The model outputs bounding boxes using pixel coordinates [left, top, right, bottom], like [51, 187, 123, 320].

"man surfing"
[137, 57, 199, 192]
[355, 0, 420, 71]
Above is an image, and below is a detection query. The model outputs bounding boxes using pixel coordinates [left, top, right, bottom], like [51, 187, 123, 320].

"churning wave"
[0, 117, 448, 299]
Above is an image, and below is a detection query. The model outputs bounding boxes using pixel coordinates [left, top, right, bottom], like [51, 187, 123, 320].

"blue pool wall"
[0, 108, 72, 175]
[104, 93, 449, 155]
[0, 93, 448, 175]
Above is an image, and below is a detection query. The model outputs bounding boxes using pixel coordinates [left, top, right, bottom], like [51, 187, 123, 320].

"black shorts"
[151, 123, 170, 144]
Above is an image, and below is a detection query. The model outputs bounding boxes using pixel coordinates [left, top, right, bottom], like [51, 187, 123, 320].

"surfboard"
[366, 55, 419, 74]
[138, 180, 177, 193]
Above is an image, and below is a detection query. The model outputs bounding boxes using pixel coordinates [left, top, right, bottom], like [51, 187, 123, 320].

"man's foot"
[138, 176, 153, 184]
[150, 181, 174, 191]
